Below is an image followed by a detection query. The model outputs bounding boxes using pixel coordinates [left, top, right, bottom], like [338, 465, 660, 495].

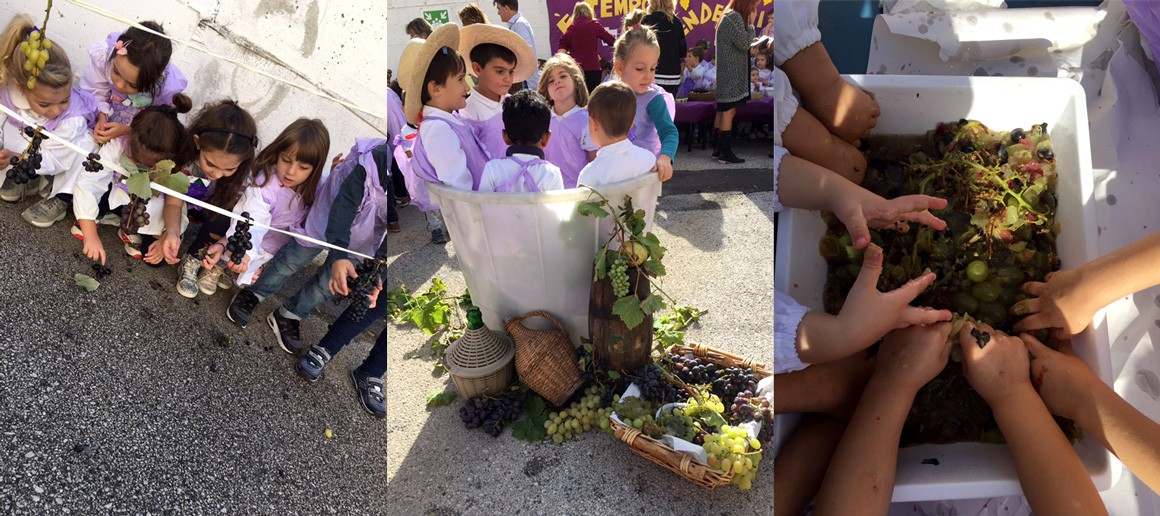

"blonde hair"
[572, 2, 594, 21]
[615, 10, 659, 64]
[537, 53, 589, 108]
[647, 0, 676, 20]
[459, 4, 489, 26]
[0, 15, 72, 90]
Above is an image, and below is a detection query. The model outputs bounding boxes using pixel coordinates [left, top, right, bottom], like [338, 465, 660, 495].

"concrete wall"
[1, 0, 388, 163]
[384, 1, 551, 75]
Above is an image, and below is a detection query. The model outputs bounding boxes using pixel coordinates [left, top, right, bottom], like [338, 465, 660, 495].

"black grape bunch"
[458, 391, 524, 437]
[7, 126, 44, 185]
[711, 366, 758, 408]
[731, 390, 774, 442]
[226, 212, 253, 265]
[119, 196, 150, 235]
[340, 253, 385, 323]
[630, 363, 681, 404]
[82, 149, 104, 173]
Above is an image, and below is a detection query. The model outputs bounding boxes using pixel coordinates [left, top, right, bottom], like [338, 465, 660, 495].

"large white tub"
[427, 175, 662, 343]
[774, 75, 1116, 502]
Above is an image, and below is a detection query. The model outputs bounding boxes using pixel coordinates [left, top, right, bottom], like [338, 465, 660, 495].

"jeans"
[318, 285, 387, 378]
[390, 155, 409, 201]
[386, 166, 398, 225]
[249, 239, 332, 320]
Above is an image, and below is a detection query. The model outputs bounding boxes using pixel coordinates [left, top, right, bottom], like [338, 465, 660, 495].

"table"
[673, 97, 774, 152]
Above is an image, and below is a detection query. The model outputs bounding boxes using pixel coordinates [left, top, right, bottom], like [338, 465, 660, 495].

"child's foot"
[176, 255, 200, 299]
[0, 176, 45, 203]
[226, 289, 261, 327]
[396, 196, 410, 207]
[22, 196, 68, 228]
[350, 368, 385, 419]
[197, 266, 224, 296]
[782, 42, 880, 144]
[123, 242, 143, 260]
[268, 311, 305, 355]
[216, 270, 235, 291]
[388, 222, 402, 233]
[296, 345, 332, 382]
[431, 228, 448, 245]
[781, 106, 867, 184]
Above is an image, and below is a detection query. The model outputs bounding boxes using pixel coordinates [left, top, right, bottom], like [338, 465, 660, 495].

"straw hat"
[398, 23, 461, 125]
[458, 24, 537, 84]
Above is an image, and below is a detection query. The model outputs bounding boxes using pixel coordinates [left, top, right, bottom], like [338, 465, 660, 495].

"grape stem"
[42, 0, 53, 33]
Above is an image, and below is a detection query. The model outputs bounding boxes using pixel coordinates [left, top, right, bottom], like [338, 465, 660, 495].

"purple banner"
[547, 0, 771, 63]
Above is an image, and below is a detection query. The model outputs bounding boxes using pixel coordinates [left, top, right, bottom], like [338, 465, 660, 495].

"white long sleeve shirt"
[0, 83, 88, 195]
[418, 106, 474, 191]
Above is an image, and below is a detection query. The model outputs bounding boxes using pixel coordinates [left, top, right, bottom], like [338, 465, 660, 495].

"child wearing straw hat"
[457, 23, 537, 161]
[398, 23, 490, 245]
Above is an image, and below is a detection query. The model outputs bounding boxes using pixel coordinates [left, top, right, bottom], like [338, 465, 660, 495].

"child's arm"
[1014, 230, 1160, 338]
[78, 39, 114, 120]
[646, 95, 677, 181]
[152, 196, 185, 265]
[814, 323, 952, 515]
[1025, 335, 1160, 494]
[326, 147, 390, 295]
[959, 324, 1107, 516]
[421, 121, 473, 190]
[77, 219, 106, 265]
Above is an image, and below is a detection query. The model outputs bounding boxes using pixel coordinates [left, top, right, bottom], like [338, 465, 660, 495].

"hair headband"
[197, 128, 258, 147]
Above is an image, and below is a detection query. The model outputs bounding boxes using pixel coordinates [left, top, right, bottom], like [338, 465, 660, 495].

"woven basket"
[505, 311, 583, 407]
[688, 91, 716, 102]
[444, 326, 516, 398]
[609, 343, 770, 489]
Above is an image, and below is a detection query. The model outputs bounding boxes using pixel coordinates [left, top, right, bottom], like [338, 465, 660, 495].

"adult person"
[714, 0, 757, 164]
[459, 4, 490, 26]
[405, 17, 433, 39]
[558, 1, 616, 93]
[642, 0, 687, 96]
[494, 0, 540, 91]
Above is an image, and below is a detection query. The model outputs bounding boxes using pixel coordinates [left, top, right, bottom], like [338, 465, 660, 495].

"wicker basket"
[444, 325, 516, 398]
[609, 343, 770, 489]
[750, 90, 765, 101]
[505, 311, 583, 407]
[688, 90, 716, 102]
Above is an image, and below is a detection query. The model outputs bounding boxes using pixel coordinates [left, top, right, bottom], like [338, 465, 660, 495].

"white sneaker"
[177, 256, 200, 298]
[217, 269, 235, 291]
[197, 266, 223, 296]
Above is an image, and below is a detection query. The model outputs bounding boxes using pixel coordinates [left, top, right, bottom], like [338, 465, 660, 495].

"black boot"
[717, 131, 745, 164]
[711, 129, 721, 158]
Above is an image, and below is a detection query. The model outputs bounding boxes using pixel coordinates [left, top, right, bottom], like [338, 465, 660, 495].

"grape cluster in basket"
[629, 363, 681, 403]
[731, 390, 773, 442]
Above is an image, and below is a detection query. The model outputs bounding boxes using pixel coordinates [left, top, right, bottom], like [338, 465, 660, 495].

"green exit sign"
[423, 10, 450, 27]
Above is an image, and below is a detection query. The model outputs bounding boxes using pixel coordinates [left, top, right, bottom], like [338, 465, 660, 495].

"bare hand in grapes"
[201, 243, 224, 269]
[832, 191, 948, 250]
[1012, 268, 1101, 340]
[958, 322, 1033, 407]
[227, 254, 250, 274]
[1023, 335, 1099, 422]
[161, 234, 182, 264]
[875, 322, 952, 393]
[83, 235, 107, 265]
[368, 283, 382, 309]
[0, 149, 15, 162]
[836, 243, 952, 337]
[329, 260, 358, 297]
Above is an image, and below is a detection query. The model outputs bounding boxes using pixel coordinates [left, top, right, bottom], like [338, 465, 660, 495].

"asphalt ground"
[0, 197, 387, 514]
[384, 138, 774, 515]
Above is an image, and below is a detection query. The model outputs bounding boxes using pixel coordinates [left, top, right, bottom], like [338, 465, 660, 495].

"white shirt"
[460, 91, 504, 122]
[552, 106, 598, 152]
[507, 12, 541, 90]
[0, 83, 88, 195]
[72, 137, 183, 236]
[576, 139, 655, 187]
[686, 61, 717, 90]
[480, 151, 564, 193]
[418, 106, 474, 191]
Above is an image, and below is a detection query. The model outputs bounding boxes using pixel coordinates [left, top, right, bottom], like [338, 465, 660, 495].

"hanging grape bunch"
[7, 126, 44, 185]
[225, 213, 253, 265]
[82, 151, 104, 173]
[609, 253, 629, 297]
[119, 196, 149, 235]
[339, 254, 385, 323]
[19, 27, 52, 90]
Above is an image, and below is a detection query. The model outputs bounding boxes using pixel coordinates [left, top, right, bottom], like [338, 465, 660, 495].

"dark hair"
[118, 21, 174, 95]
[420, 47, 466, 106]
[688, 46, 706, 60]
[470, 43, 517, 68]
[459, 4, 490, 25]
[389, 79, 403, 99]
[128, 93, 192, 165]
[587, 81, 635, 138]
[600, 59, 612, 72]
[493, 0, 519, 10]
[405, 18, 433, 38]
[252, 118, 330, 208]
[187, 99, 259, 209]
[502, 90, 550, 146]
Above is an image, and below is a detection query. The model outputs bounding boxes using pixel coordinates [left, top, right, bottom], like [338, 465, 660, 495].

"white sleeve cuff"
[773, 0, 822, 66]
[773, 66, 798, 148]
[773, 145, 789, 213]
[775, 288, 811, 374]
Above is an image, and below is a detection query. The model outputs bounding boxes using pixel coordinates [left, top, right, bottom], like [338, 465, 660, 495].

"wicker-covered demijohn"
[505, 311, 583, 407]
[444, 308, 515, 398]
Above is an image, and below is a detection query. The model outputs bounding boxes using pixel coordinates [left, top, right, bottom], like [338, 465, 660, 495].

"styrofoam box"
[773, 75, 1117, 502]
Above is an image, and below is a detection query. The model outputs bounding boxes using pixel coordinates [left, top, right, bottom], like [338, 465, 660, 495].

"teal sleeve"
[647, 95, 678, 162]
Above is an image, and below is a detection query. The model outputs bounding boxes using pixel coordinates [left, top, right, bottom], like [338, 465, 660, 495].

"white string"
[63, 0, 387, 120]
[0, 102, 377, 260]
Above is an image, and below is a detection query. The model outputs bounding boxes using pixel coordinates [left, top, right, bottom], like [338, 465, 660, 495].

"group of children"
[387, 11, 679, 244]
[678, 36, 774, 97]
[0, 14, 386, 419]
[772, 0, 1160, 513]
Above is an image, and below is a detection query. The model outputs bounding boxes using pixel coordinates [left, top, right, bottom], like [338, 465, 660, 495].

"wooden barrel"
[589, 266, 653, 372]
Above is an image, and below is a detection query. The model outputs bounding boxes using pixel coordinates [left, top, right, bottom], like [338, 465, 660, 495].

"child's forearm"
[162, 199, 183, 235]
[780, 42, 840, 103]
[795, 312, 868, 366]
[991, 387, 1106, 515]
[77, 219, 99, 237]
[1076, 231, 1160, 311]
[814, 376, 914, 515]
[775, 153, 857, 214]
[1077, 382, 1160, 494]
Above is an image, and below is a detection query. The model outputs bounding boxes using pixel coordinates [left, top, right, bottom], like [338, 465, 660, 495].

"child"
[0, 15, 98, 228]
[185, 118, 329, 299]
[457, 23, 537, 160]
[79, 21, 187, 145]
[754, 52, 773, 86]
[386, 79, 409, 212]
[479, 90, 563, 193]
[749, 67, 762, 93]
[613, 10, 677, 182]
[684, 45, 716, 91]
[537, 53, 597, 189]
[226, 137, 387, 358]
[575, 81, 656, 187]
[154, 100, 258, 272]
[398, 24, 488, 244]
[72, 98, 192, 265]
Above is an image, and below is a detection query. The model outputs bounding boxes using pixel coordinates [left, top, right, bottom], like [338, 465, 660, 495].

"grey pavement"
[384, 150, 774, 515]
[0, 200, 386, 514]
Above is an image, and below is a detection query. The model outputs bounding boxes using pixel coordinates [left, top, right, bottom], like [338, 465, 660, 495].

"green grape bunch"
[19, 28, 52, 90]
[610, 253, 630, 297]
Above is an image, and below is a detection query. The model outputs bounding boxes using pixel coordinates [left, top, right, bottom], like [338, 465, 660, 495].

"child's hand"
[1024, 335, 1099, 422]
[652, 155, 673, 182]
[82, 233, 107, 265]
[201, 243, 224, 269]
[143, 239, 166, 265]
[368, 282, 382, 309]
[1012, 268, 1100, 339]
[161, 233, 182, 264]
[329, 259, 358, 297]
[94, 122, 129, 144]
[0, 149, 15, 162]
[836, 243, 952, 339]
[832, 191, 948, 250]
[874, 322, 953, 393]
[331, 153, 346, 170]
[958, 322, 1033, 407]
[227, 254, 250, 274]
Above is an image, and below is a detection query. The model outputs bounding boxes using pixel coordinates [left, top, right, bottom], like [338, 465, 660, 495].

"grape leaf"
[607, 371, 622, 380]
[577, 201, 609, 218]
[153, 159, 175, 175]
[159, 171, 190, 195]
[640, 294, 665, 315]
[425, 389, 457, 408]
[511, 393, 549, 442]
[594, 249, 608, 280]
[612, 295, 645, 329]
[641, 259, 666, 277]
[125, 172, 153, 200]
[640, 232, 665, 261]
[73, 273, 100, 292]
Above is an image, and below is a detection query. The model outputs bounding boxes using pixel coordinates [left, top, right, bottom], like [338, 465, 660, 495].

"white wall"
[1, 0, 389, 163]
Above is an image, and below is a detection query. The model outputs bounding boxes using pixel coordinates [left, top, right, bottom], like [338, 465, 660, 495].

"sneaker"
[0, 177, 24, 202]
[296, 345, 332, 382]
[197, 266, 224, 296]
[36, 177, 50, 198]
[396, 196, 410, 207]
[70, 223, 85, 241]
[268, 311, 305, 355]
[176, 256, 200, 299]
[216, 269, 235, 291]
[350, 369, 386, 419]
[117, 229, 141, 245]
[97, 212, 121, 226]
[431, 228, 448, 245]
[123, 242, 143, 260]
[21, 196, 69, 228]
[388, 222, 402, 233]
[226, 289, 261, 327]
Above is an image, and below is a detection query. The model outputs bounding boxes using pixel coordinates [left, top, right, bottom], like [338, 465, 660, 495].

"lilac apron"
[543, 109, 589, 189]
[98, 32, 188, 126]
[494, 156, 545, 193]
[408, 115, 490, 212]
[463, 113, 509, 160]
[0, 86, 98, 132]
[627, 84, 676, 157]
[298, 138, 389, 255]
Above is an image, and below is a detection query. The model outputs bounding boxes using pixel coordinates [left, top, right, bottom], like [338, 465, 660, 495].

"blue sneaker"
[296, 345, 332, 382]
[351, 369, 385, 419]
